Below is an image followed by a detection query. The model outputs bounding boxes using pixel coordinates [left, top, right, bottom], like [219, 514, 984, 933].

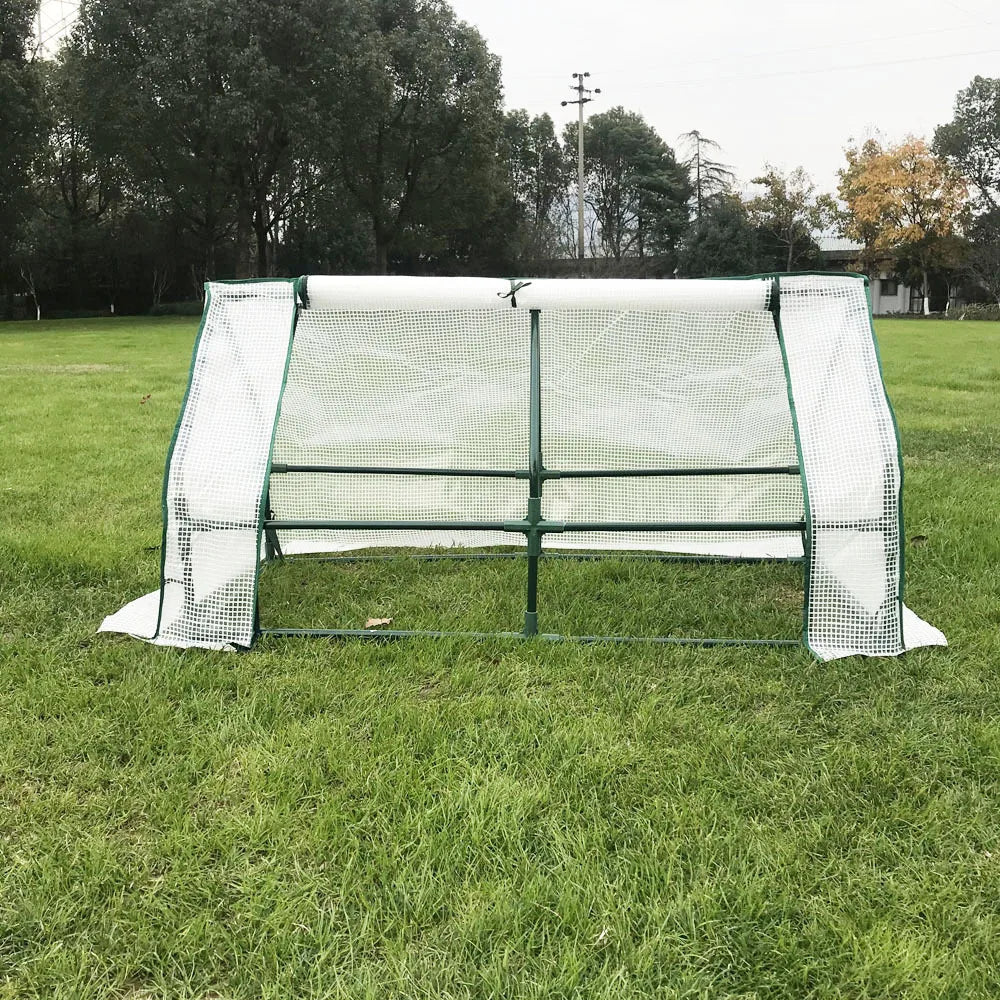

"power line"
[515, 22, 996, 83]
[634, 20, 995, 75]
[640, 46, 1000, 89]
[942, 0, 993, 15]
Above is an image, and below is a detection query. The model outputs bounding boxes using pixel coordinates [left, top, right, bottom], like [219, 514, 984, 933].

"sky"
[447, 0, 1000, 195]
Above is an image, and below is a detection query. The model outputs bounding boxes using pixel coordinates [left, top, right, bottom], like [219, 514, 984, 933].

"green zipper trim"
[153, 284, 213, 639]
[770, 275, 818, 658]
[209, 277, 299, 285]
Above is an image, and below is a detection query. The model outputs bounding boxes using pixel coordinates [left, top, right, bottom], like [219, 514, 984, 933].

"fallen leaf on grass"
[365, 617, 393, 629]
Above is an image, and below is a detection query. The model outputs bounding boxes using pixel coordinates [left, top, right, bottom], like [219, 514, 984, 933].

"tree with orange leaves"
[838, 137, 968, 314]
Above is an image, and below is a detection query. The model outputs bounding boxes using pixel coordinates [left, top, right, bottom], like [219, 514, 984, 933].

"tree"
[330, 0, 505, 273]
[0, 0, 45, 314]
[964, 210, 1000, 306]
[678, 130, 734, 220]
[566, 107, 690, 262]
[32, 50, 124, 309]
[934, 75, 1000, 214]
[838, 138, 968, 314]
[276, 176, 374, 278]
[678, 193, 760, 277]
[501, 109, 569, 259]
[934, 77, 1000, 305]
[746, 166, 833, 273]
[78, 0, 344, 279]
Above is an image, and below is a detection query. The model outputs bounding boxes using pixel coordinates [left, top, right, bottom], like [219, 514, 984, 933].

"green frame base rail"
[258, 627, 803, 647]
[257, 307, 807, 648]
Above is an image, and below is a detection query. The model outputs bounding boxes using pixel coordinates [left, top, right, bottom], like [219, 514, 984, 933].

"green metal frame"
[255, 290, 809, 648]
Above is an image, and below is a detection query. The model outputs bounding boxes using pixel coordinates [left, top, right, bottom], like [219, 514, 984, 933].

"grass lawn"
[1, 313, 999, 999]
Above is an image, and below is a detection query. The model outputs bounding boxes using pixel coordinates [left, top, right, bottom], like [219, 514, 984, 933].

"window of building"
[881, 278, 899, 297]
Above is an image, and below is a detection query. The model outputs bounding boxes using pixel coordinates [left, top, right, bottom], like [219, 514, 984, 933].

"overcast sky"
[37, 0, 999, 193]
[448, 0, 999, 195]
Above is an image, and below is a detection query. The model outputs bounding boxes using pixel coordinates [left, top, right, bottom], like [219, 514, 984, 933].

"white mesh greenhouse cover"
[100, 273, 946, 660]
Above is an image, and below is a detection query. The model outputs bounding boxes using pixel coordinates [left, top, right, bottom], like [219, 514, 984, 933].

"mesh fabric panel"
[778, 274, 905, 658]
[270, 302, 802, 558]
[540, 308, 802, 556]
[114, 281, 298, 649]
[270, 308, 532, 553]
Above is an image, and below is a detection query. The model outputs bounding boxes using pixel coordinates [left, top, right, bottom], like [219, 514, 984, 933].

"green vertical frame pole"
[262, 487, 282, 563]
[524, 308, 543, 636]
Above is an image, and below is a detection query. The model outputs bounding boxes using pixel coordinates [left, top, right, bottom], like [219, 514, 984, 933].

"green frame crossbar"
[257, 304, 808, 647]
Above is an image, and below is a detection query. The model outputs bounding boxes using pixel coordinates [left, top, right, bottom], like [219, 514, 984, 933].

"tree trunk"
[235, 208, 253, 278]
[786, 237, 794, 273]
[695, 151, 702, 220]
[922, 269, 930, 315]
[20, 267, 40, 320]
[69, 215, 82, 311]
[152, 266, 168, 309]
[254, 214, 270, 278]
[374, 227, 389, 274]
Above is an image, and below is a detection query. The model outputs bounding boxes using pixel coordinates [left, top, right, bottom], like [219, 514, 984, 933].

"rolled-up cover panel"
[514, 277, 770, 313]
[304, 275, 771, 313]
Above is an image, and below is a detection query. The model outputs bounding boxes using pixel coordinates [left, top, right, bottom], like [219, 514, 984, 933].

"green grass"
[1, 314, 1000, 999]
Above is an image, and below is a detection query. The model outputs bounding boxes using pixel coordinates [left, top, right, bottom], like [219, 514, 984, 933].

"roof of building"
[817, 236, 863, 253]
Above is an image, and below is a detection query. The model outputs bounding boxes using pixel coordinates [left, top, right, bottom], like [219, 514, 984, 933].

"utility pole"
[561, 72, 599, 272]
